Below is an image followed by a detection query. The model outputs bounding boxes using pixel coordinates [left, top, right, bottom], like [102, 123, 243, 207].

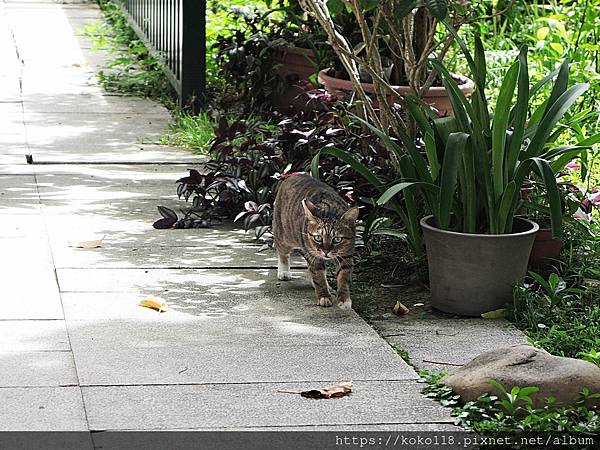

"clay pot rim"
[420, 215, 539, 239]
[318, 68, 474, 94]
[274, 45, 315, 57]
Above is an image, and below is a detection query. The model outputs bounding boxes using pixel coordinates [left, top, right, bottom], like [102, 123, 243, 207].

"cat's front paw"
[337, 297, 352, 310]
[277, 271, 292, 281]
[317, 297, 333, 307]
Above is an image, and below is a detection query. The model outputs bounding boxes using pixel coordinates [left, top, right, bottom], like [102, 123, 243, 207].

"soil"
[336, 239, 455, 322]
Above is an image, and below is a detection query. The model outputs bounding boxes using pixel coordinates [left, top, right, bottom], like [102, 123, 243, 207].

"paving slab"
[22, 93, 171, 115]
[63, 268, 414, 385]
[56, 267, 297, 293]
[0, 215, 46, 238]
[0, 321, 70, 351]
[0, 263, 63, 320]
[0, 198, 41, 214]
[43, 210, 268, 249]
[30, 163, 195, 178]
[0, 216, 60, 318]
[29, 143, 204, 164]
[372, 317, 528, 373]
[0, 387, 88, 431]
[36, 175, 177, 201]
[24, 112, 170, 148]
[0, 351, 77, 387]
[51, 243, 305, 269]
[0, 75, 21, 102]
[82, 381, 453, 431]
[21, 70, 100, 93]
[0, 174, 39, 199]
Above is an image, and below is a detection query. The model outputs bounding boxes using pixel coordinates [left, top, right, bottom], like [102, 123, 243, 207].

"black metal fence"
[115, 0, 206, 111]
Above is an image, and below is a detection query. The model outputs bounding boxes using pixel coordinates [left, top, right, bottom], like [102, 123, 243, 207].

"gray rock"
[444, 344, 600, 408]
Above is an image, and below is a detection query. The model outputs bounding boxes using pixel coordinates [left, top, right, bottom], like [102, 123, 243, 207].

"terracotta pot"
[421, 215, 539, 316]
[271, 47, 317, 112]
[529, 228, 562, 268]
[318, 68, 474, 116]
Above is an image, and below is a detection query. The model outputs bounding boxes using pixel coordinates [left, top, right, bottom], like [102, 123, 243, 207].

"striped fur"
[272, 174, 358, 309]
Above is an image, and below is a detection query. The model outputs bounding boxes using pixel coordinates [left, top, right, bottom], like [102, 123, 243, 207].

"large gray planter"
[421, 215, 539, 316]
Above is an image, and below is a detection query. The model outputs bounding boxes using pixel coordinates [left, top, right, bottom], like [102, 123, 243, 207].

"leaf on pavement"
[392, 301, 409, 316]
[278, 382, 353, 399]
[139, 298, 168, 313]
[71, 238, 104, 249]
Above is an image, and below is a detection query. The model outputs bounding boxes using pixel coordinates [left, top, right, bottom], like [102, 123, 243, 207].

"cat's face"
[302, 199, 358, 260]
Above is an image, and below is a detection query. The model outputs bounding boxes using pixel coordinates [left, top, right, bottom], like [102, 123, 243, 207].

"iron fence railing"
[115, 0, 206, 111]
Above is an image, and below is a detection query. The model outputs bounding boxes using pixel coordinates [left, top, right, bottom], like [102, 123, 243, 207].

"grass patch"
[508, 220, 600, 367]
[159, 113, 216, 153]
[80, 0, 175, 106]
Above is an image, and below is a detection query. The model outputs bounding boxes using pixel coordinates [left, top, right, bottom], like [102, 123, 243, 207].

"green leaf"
[377, 182, 438, 206]
[424, 132, 440, 181]
[506, 47, 530, 180]
[491, 61, 519, 200]
[352, 114, 433, 185]
[529, 67, 560, 99]
[311, 151, 320, 179]
[519, 386, 540, 397]
[525, 83, 590, 159]
[536, 27, 550, 41]
[497, 181, 517, 233]
[430, 60, 473, 133]
[531, 157, 563, 239]
[313, 147, 384, 190]
[425, 0, 448, 20]
[549, 42, 565, 54]
[438, 132, 468, 229]
[544, 59, 569, 120]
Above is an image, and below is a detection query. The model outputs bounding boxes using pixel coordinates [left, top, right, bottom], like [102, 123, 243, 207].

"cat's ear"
[340, 207, 359, 223]
[302, 199, 317, 221]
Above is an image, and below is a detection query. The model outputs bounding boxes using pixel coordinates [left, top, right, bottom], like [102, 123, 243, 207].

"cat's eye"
[313, 235, 323, 243]
[332, 237, 343, 244]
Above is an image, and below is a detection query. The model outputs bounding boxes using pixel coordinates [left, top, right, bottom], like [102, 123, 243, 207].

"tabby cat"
[272, 174, 358, 309]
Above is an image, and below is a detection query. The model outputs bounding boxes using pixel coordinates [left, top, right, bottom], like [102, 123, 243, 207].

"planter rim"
[318, 68, 474, 93]
[420, 215, 539, 238]
[274, 45, 315, 56]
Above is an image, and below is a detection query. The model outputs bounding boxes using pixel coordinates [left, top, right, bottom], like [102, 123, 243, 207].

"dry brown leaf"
[139, 298, 168, 313]
[71, 237, 104, 249]
[278, 382, 352, 399]
[392, 301, 409, 316]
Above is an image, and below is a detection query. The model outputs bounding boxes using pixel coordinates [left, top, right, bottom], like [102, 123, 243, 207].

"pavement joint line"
[77, 380, 421, 388]
[88, 420, 456, 431]
[0, 384, 79, 389]
[0, 349, 72, 352]
[28, 161, 205, 165]
[55, 266, 307, 270]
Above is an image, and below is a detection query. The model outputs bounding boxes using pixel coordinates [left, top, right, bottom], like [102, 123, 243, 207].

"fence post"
[181, 0, 206, 113]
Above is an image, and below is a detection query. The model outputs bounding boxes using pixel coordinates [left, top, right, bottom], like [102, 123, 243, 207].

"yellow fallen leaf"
[392, 301, 409, 316]
[481, 308, 507, 319]
[71, 237, 104, 249]
[139, 298, 168, 313]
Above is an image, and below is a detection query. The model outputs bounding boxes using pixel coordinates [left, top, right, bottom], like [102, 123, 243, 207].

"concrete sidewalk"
[0, 0, 456, 442]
